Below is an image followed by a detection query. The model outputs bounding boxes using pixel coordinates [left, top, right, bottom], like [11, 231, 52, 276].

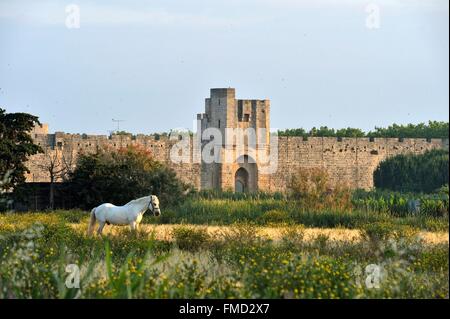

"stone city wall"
[26, 129, 448, 191]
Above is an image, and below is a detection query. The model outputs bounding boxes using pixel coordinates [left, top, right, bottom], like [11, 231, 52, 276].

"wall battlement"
[26, 88, 449, 191]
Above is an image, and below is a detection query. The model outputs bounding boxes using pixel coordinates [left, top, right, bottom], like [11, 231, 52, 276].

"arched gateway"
[234, 155, 258, 192]
[235, 167, 248, 192]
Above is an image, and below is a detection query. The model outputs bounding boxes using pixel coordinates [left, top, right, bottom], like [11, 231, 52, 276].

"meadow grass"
[153, 198, 448, 231]
[1, 197, 448, 232]
[0, 212, 448, 299]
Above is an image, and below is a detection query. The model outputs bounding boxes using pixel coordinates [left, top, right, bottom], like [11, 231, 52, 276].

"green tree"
[277, 128, 308, 137]
[336, 127, 365, 138]
[367, 121, 449, 138]
[67, 145, 187, 209]
[0, 108, 42, 191]
[310, 126, 336, 137]
[374, 149, 449, 193]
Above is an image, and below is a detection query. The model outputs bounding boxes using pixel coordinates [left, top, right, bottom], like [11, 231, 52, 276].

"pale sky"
[0, 0, 448, 134]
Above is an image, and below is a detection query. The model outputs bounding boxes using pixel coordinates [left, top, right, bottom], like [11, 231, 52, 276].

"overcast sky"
[0, 0, 448, 134]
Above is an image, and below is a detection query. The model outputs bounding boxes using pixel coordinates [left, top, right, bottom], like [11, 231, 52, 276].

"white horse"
[87, 195, 161, 236]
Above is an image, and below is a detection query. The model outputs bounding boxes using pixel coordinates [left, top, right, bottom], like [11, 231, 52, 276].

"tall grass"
[1, 206, 446, 233]
[0, 220, 447, 299]
[352, 189, 449, 217]
[147, 198, 448, 231]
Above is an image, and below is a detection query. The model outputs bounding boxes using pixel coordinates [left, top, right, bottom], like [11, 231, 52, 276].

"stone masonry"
[26, 88, 449, 192]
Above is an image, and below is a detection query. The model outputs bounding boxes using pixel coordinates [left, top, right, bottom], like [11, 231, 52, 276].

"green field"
[0, 197, 448, 299]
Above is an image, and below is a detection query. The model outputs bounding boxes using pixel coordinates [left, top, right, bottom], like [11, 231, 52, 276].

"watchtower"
[197, 88, 270, 192]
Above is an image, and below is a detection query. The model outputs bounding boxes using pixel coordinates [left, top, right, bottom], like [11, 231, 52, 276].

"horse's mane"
[124, 196, 150, 206]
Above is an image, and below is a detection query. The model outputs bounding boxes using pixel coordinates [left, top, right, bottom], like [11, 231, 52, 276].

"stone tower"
[197, 88, 270, 192]
[25, 87, 447, 201]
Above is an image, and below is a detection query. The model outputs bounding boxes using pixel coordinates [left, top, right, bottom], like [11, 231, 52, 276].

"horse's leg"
[97, 221, 106, 236]
[130, 221, 137, 232]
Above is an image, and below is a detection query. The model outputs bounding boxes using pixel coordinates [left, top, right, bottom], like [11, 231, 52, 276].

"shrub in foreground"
[172, 226, 210, 252]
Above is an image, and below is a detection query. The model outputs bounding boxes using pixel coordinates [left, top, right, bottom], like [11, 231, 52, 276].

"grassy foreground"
[0, 208, 448, 299]
[157, 198, 448, 231]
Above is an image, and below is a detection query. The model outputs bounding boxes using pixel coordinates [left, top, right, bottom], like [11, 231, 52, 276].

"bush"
[280, 225, 306, 248]
[259, 209, 290, 224]
[393, 225, 420, 241]
[221, 223, 261, 245]
[288, 167, 352, 211]
[172, 226, 210, 251]
[156, 209, 177, 224]
[360, 223, 419, 245]
[313, 234, 330, 251]
[360, 222, 396, 243]
[374, 149, 449, 193]
[66, 145, 188, 209]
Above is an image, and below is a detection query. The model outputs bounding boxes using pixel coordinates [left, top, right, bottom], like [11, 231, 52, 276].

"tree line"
[278, 121, 449, 138]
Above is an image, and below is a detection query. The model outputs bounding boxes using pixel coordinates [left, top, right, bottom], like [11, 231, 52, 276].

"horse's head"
[148, 195, 161, 216]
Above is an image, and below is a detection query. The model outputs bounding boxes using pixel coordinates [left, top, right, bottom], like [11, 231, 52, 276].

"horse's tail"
[87, 207, 97, 236]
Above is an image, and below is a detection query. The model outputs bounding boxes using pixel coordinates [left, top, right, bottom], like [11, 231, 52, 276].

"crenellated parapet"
[25, 89, 448, 192]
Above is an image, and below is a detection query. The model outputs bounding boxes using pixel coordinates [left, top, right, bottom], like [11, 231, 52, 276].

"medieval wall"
[26, 132, 201, 189]
[25, 87, 448, 193]
[261, 136, 449, 192]
[27, 130, 448, 192]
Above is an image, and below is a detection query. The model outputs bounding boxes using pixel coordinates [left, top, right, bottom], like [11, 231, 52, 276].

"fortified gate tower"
[197, 88, 271, 192]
